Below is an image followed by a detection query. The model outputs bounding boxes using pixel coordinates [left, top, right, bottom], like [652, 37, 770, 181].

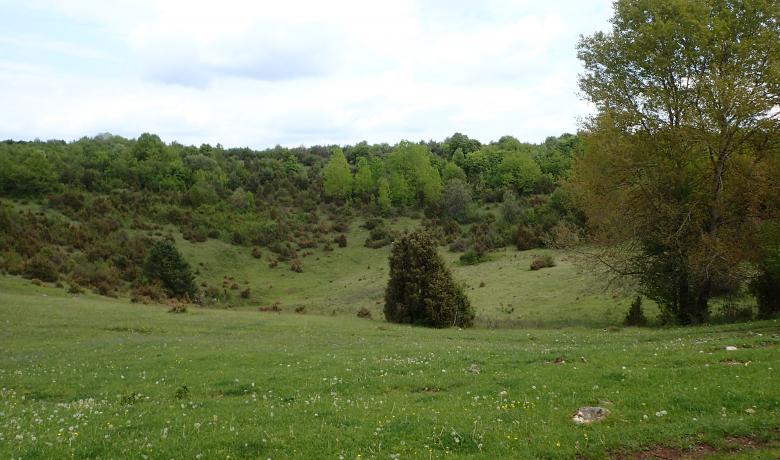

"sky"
[0, 0, 613, 149]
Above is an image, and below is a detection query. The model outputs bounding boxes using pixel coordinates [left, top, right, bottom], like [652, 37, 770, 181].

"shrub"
[530, 254, 555, 271]
[356, 307, 372, 319]
[24, 253, 59, 282]
[459, 250, 487, 266]
[751, 269, 780, 319]
[258, 302, 282, 313]
[365, 226, 393, 249]
[294, 306, 306, 314]
[623, 296, 648, 327]
[332, 220, 350, 233]
[716, 302, 754, 323]
[516, 225, 544, 250]
[168, 302, 188, 313]
[143, 241, 197, 299]
[362, 218, 383, 230]
[384, 230, 474, 328]
[448, 237, 469, 253]
[290, 259, 303, 273]
[335, 234, 347, 247]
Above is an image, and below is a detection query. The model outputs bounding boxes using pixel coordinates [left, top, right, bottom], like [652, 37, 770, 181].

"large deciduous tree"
[572, 0, 780, 324]
[323, 148, 353, 201]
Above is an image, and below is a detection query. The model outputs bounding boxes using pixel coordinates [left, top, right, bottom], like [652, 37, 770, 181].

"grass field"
[177, 218, 659, 328]
[1, 276, 779, 459]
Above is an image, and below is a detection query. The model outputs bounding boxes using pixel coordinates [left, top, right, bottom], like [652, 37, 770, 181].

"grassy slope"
[1, 277, 779, 459]
[178, 218, 658, 328]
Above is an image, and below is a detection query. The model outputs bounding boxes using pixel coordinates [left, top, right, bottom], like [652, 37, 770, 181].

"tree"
[323, 148, 353, 200]
[144, 241, 197, 299]
[440, 179, 473, 223]
[497, 151, 542, 194]
[384, 230, 473, 328]
[751, 223, 780, 318]
[387, 141, 443, 207]
[353, 156, 375, 200]
[377, 177, 392, 214]
[443, 132, 482, 159]
[441, 161, 467, 183]
[572, 0, 780, 324]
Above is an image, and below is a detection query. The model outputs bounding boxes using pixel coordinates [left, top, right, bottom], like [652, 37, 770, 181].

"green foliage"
[459, 250, 488, 266]
[440, 179, 473, 223]
[143, 240, 197, 299]
[442, 132, 482, 158]
[0, 146, 59, 196]
[387, 141, 442, 207]
[441, 161, 466, 183]
[752, 222, 780, 318]
[624, 296, 648, 327]
[497, 151, 542, 194]
[384, 230, 473, 328]
[574, 0, 780, 324]
[377, 177, 392, 214]
[353, 156, 375, 200]
[323, 148, 353, 200]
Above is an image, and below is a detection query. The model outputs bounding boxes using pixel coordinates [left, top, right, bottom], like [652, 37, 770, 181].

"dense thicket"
[0, 131, 581, 302]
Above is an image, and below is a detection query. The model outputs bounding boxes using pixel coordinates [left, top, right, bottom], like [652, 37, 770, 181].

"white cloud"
[0, 0, 613, 147]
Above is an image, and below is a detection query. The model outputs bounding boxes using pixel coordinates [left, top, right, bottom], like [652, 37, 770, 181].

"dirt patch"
[614, 435, 778, 459]
[626, 444, 716, 459]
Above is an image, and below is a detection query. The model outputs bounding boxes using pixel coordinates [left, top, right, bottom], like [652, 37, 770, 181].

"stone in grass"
[468, 363, 481, 374]
[725, 346, 738, 351]
[572, 406, 610, 425]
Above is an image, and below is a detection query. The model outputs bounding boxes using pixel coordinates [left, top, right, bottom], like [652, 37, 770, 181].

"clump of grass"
[174, 385, 190, 400]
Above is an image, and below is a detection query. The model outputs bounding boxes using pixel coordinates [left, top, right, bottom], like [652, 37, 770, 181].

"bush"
[24, 253, 59, 282]
[516, 225, 544, 250]
[384, 230, 474, 328]
[290, 259, 303, 273]
[459, 250, 487, 266]
[362, 218, 384, 230]
[448, 237, 469, 253]
[365, 225, 393, 249]
[623, 296, 648, 327]
[715, 302, 754, 323]
[144, 241, 197, 299]
[335, 234, 347, 247]
[530, 254, 555, 271]
[168, 302, 188, 313]
[751, 269, 780, 319]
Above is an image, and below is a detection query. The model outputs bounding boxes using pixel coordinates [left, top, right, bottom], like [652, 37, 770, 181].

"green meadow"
[1, 273, 779, 459]
[177, 219, 651, 329]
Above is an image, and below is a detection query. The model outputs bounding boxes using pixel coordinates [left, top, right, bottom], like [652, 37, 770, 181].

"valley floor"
[1, 278, 779, 458]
